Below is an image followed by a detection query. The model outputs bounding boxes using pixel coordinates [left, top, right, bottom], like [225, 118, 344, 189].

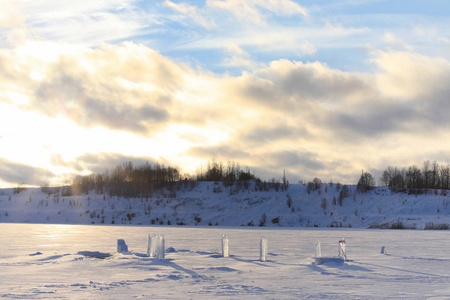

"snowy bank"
[1, 182, 449, 229]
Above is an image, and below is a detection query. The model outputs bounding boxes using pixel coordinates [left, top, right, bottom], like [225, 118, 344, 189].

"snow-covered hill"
[1, 182, 449, 229]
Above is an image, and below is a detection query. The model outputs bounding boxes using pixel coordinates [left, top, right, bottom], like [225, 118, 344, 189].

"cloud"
[0, 2, 25, 28]
[260, 60, 370, 102]
[33, 68, 169, 134]
[189, 145, 251, 161]
[211, 50, 450, 181]
[224, 59, 372, 113]
[373, 51, 450, 131]
[1, 1, 450, 188]
[0, 158, 54, 186]
[382, 32, 412, 51]
[265, 150, 326, 171]
[375, 51, 450, 100]
[383, 32, 399, 44]
[222, 44, 262, 70]
[4, 0, 145, 46]
[188, 143, 326, 181]
[165, 1, 216, 28]
[207, 0, 307, 24]
[162, 0, 315, 60]
[179, 49, 450, 182]
[222, 51, 450, 143]
[2, 42, 189, 135]
[326, 101, 416, 140]
[2, 34, 450, 184]
[241, 125, 310, 145]
[256, 0, 308, 16]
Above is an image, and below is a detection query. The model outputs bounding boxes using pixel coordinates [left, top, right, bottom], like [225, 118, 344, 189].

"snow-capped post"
[260, 238, 268, 262]
[147, 234, 157, 258]
[315, 240, 324, 265]
[338, 238, 347, 260]
[222, 235, 229, 258]
[117, 239, 128, 253]
[381, 246, 386, 255]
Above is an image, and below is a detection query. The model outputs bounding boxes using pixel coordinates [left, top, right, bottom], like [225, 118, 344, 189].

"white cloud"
[165, 1, 216, 28]
[298, 40, 317, 56]
[382, 32, 414, 51]
[162, 0, 314, 59]
[383, 32, 398, 44]
[375, 51, 450, 100]
[207, 0, 307, 24]
[1, 0, 146, 46]
[0, 2, 25, 28]
[256, 0, 308, 16]
[222, 44, 263, 70]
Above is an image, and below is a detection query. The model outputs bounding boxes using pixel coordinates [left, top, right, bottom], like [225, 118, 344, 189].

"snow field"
[1, 224, 450, 299]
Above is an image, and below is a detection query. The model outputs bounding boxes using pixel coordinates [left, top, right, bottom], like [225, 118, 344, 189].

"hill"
[1, 181, 449, 229]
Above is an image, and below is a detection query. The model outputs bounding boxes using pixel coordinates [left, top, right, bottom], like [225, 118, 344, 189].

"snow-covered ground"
[1, 182, 450, 229]
[2, 183, 450, 297]
[1, 224, 450, 299]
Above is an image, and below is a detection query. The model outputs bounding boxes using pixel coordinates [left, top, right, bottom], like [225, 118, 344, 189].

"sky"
[0, 0, 450, 187]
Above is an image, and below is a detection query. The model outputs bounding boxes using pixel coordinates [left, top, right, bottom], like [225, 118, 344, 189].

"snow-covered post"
[148, 234, 165, 260]
[315, 240, 322, 258]
[156, 235, 165, 260]
[147, 234, 157, 258]
[315, 240, 324, 265]
[117, 239, 128, 253]
[260, 238, 268, 262]
[338, 238, 347, 260]
[222, 235, 229, 258]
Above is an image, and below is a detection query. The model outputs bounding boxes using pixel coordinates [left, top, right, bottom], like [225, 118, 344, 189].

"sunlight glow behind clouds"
[0, 0, 449, 187]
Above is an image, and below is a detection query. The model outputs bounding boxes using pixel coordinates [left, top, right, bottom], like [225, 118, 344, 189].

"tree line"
[69, 161, 181, 197]
[65, 160, 259, 197]
[195, 160, 257, 185]
[380, 160, 450, 193]
[53, 159, 450, 198]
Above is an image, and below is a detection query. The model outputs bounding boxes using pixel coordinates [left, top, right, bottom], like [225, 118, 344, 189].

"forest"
[380, 160, 450, 193]
[62, 160, 262, 198]
[40, 159, 450, 198]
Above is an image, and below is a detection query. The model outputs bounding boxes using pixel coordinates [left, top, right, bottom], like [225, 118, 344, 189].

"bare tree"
[440, 164, 450, 190]
[357, 171, 375, 192]
[431, 161, 440, 189]
[423, 160, 431, 190]
[406, 165, 422, 189]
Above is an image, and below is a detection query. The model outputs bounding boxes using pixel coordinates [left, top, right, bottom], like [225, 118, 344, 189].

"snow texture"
[1, 224, 450, 299]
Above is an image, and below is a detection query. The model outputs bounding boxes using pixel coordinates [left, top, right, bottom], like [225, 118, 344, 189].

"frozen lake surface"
[1, 224, 450, 299]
